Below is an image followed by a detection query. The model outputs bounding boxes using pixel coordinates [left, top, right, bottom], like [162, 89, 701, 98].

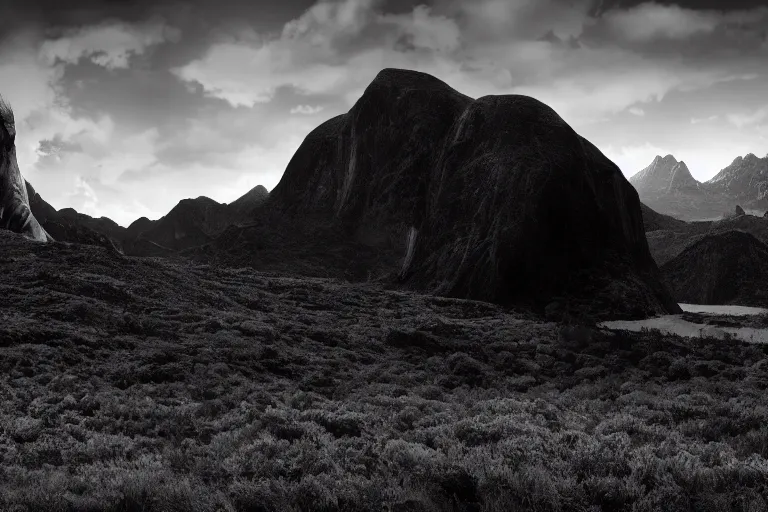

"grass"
[0, 230, 766, 511]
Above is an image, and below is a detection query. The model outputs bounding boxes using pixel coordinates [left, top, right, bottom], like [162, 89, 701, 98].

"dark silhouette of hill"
[197, 68, 680, 320]
[661, 230, 768, 306]
[630, 153, 768, 221]
[24, 181, 269, 256]
[640, 202, 687, 232]
[646, 212, 768, 266]
[0, 99, 51, 242]
[123, 187, 269, 255]
[25, 181, 121, 251]
[227, 184, 269, 216]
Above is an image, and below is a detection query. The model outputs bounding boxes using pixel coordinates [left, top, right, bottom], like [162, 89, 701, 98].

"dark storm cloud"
[1, 0, 315, 37]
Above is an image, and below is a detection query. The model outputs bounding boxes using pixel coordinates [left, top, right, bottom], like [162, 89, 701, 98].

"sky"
[0, 0, 767, 226]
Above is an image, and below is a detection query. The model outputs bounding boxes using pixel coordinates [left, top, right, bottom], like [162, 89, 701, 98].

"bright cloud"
[290, 104, 324, 115]
[727, 106, 768, 128]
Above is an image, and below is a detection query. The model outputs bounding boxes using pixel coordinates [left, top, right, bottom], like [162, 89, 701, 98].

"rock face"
[263, 68, 680, 320]
[734, 205, 746, 217]
[706, 154, 768, 205]
[629, 155, 728, 221]
[631, 155, 699, 196]
[0, 99, 51, 242]
[661, 230, 768, 307]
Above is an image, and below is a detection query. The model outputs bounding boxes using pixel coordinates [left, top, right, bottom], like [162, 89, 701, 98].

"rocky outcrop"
[0, 100, 51, 242]
[734, 205, 746, 217]
[234, 68, 681, 320]
[661, 230, 768, 307]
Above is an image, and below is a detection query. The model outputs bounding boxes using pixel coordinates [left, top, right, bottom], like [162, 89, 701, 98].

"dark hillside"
[0, 229, 766, 511]
[661, 230, 768, 306]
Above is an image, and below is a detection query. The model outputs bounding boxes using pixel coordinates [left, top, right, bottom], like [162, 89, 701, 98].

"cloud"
[628, 107, 645, 116]
[290, 104, 324, 115]
[39, 18, 180, 69]
[172, 0, 463, 107]
[597, 2, 768, 44]
[727, 106, 768, 128]
[599, 3, 720, 42]
[172, 0, 765, 127]
[691, 115, 719, 124]
[0, 21, 181, 225]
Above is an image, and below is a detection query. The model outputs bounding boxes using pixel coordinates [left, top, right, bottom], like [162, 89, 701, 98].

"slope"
[661, 230, 768, 306]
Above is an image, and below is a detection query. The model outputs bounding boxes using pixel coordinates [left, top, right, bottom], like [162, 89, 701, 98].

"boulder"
[0, 98, 51, 242]
[265, 68, 680, 320]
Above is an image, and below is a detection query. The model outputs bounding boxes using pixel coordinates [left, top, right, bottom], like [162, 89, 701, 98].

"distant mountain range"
[629, 153, 768, 221]
[25, 181, 269, 256]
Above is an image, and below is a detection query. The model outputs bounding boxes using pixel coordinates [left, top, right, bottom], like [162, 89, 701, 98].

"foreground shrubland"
[0, 231, 766, 511]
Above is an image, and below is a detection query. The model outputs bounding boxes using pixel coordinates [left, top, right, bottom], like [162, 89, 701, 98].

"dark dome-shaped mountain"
[661, 230, 768, 306]
[262, 68, 680, 320]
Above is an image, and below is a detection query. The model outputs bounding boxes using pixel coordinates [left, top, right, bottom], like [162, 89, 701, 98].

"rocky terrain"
[200, 68, 680, 321]
[629, 153, 768, 221]
[660, 230, 768, 307]
[0, 229, 766, 512]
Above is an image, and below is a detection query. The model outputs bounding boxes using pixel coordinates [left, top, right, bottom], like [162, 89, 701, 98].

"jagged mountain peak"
[661, 154, 678, 163]
[630, 154, 699, 196]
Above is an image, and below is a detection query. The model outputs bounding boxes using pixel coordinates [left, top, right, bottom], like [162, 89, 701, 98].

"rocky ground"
[0, 230, 766, 511]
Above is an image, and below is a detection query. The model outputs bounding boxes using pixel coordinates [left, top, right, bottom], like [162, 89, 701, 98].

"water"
[599, 304, 768, 344]
[679, 303, 768, 316]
